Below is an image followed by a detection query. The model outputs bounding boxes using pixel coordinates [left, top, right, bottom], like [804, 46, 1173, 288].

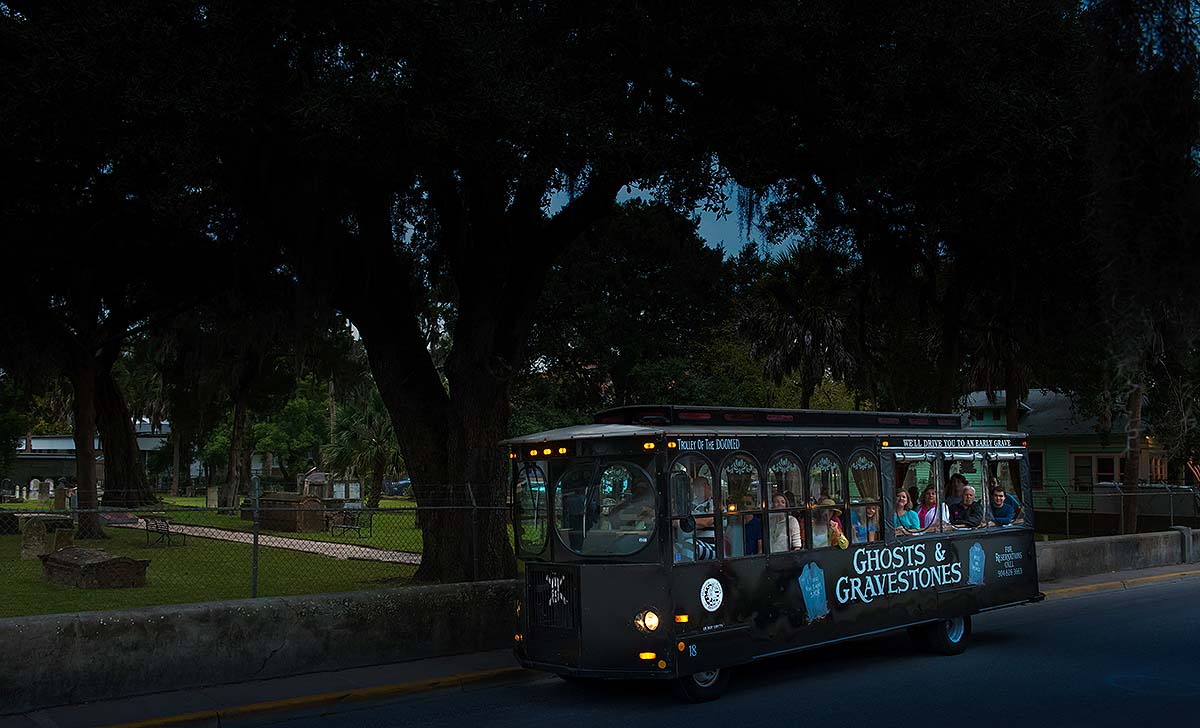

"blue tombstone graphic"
[968, 542, 986, 586]
[799, 562, 829, 622]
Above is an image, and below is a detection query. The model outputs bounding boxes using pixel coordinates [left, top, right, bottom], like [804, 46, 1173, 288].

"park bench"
[144, 515, 185, 546]
[330, 507, 373, 539]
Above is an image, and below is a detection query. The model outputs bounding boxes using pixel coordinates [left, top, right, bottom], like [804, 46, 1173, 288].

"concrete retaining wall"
[1036, 530, 1186, 582]
[0, 580, 518, 715]
[3, 530, 1196, 714]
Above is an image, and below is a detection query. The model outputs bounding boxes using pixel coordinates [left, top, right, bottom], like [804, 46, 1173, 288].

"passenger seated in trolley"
[769, 492, 804, 551]
[987, 478, 1023, 526]
[950, 485, 985, 528]
[945, 472, 968, 507]
[812, 499, 849, 549]
[849, 504, 880, 542]
[893, 489, 920, 534]
[916, 484, 952, 531]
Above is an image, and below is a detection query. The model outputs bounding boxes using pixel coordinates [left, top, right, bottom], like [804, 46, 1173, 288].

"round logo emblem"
[699, 578, 724, 612]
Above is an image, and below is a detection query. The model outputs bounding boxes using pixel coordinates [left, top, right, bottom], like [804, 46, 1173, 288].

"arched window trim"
[847, 448, 882, 505]
[717, 451, 764, 511]
[807, 449, 846, 506]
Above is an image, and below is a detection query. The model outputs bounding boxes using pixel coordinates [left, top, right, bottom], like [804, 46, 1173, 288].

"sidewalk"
[117, 519, 422, 564]
[4, 562, 1197, 728]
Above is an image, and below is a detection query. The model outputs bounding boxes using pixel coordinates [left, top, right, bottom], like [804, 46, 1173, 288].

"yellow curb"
[1043, 568, 1200, 599]
[102, 666, 528, 728]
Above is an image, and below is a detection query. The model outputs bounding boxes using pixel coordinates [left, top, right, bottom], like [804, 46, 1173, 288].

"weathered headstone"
[28, 478, 41, 501]
[19, 518, 50, 560]
[54, 487, 67, 511]
[38, 479, 51, 502]
[53, 528, 74, 552]
[39, 548, 150, 589]
[205, 486, 220, 508]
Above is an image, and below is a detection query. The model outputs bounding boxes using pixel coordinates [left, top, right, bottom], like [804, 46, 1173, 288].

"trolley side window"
[987, 456, 1027, 527]
[945, 455, 986, 529]
[720, 453, 764, 558]
[671, 455, 717, 562]
[809, 452, 847, 549]
[848, 451, 881, 543]
[766, 453, 805, 553]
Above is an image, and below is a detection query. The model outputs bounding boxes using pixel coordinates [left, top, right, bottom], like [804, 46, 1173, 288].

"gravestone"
[54, 487, 67, 510]
[53, 528, 74, 552]
[38, 479, 51, 502]
[28, 478, 41, 501]
[205, 486, 220, 508]
[39, 548, 150, 589]
[19, 518, 50, 560]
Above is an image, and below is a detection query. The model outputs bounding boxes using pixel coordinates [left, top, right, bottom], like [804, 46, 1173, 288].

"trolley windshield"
[514, 455, 657, 557]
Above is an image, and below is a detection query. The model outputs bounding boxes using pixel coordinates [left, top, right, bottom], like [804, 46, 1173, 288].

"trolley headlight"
[634, 609, 660, 632]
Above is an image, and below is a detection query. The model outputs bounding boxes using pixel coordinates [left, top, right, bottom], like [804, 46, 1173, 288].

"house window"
[1028, 451, 1044, 490]
[1072, 456, 1093, 492]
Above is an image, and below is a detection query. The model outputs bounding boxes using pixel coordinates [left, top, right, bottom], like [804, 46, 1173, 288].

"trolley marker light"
[638, 652, 657, 660]
[509, 452, 517, 460]
[558, 447, 568, 455]
[675, 614, 689, 623]
[657, 660, 667, 669]
[667, 440, 677, 449]
[677, 641, 686, 652]
[643, 442, 655, 450]
[543, 448, 552, 455]
[528, 449, 537, 457]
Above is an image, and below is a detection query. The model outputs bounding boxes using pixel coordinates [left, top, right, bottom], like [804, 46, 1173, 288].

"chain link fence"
[0, 490, 511, 619]
[1033, 479, 1200, 538]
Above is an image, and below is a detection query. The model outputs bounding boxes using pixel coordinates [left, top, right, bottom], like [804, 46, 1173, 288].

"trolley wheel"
[672, 667, 731, 702]
[908, 615, 972, 655]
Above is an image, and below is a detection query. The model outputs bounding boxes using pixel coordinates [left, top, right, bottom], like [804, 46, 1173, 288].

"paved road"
[227, 579, 1200, 728]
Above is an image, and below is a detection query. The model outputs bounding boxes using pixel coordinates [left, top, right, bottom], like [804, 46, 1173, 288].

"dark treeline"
[0, 1, 1197, 575]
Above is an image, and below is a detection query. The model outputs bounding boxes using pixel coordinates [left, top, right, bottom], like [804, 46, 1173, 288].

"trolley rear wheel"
[908, 615, 972, 655]
[672, 667, 731, 702]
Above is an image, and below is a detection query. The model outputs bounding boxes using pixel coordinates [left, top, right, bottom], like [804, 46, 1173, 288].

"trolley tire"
[672, 668, 731, 702]
[908, 615, 971, 655]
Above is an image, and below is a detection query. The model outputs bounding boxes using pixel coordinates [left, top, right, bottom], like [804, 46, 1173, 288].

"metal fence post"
[1056, 481, 1070, 539]
[467, 483, 479, 582]
[251, 475, 260, 598]
[1168, 483, 1175, 527]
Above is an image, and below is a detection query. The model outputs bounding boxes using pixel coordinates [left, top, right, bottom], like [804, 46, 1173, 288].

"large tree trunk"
[94, 368, 155, 507]
[224, 394, 248, 508]
[67, 363, 105, 539]
[170, 434, 180, 496]
[368, 452, 384, 509]
[1121, 383, 1143, 534]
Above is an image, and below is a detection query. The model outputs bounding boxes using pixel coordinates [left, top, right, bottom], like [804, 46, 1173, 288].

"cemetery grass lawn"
[0, 526, 415, 618]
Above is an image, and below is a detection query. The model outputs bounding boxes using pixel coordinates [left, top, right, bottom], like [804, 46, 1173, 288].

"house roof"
[965, 389, 1127, 437]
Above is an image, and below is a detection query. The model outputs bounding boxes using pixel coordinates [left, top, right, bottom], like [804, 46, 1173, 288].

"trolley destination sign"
[888, 437, 1017, 449]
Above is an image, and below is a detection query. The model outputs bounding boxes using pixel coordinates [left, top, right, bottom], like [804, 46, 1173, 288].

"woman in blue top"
[893, 489, 920, 534]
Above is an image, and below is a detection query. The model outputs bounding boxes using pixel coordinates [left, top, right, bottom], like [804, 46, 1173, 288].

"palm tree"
[741, 243, 855, 408]
[322, 390, 404, 507]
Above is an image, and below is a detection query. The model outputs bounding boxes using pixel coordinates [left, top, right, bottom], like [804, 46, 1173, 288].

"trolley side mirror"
[679, 515, 695, 533]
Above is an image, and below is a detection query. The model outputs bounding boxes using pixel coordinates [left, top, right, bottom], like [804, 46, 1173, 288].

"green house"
[965, 389, 1169, 534]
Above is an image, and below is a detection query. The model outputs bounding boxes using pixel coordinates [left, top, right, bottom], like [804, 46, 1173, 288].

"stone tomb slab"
[39, 547, 150, 589]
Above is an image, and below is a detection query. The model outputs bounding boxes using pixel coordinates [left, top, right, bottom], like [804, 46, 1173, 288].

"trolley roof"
[502, 423, 1027, 445]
